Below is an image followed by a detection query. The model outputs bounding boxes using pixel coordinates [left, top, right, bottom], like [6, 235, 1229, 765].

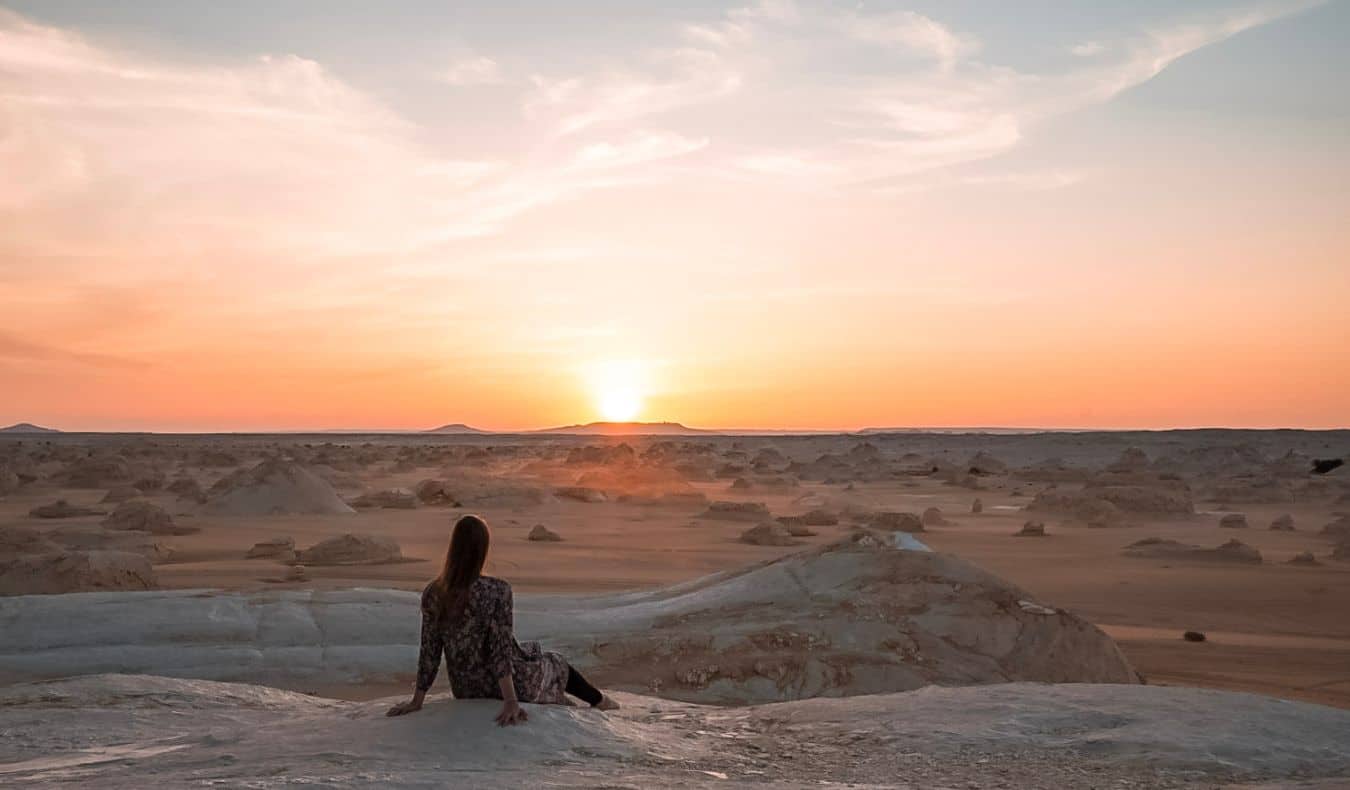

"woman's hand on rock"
[495, 699, 528, 727]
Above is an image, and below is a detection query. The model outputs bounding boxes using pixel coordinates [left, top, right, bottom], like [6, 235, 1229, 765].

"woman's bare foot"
[595, 694, 620, 711]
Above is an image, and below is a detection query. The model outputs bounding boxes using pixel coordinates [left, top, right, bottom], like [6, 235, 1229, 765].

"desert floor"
[3, 431, 1347, 709]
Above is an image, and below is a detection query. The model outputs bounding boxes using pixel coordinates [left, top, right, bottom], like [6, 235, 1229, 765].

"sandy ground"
[3, 432, 1348, 709]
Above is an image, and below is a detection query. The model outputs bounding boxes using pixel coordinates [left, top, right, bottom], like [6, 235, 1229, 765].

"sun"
[598, 388, 642, 422]
[587, 360, 647, 423]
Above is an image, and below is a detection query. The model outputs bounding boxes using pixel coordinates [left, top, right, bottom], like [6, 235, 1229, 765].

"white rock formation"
[0, 674, 1346, 788]
[201, 459, 355, 516]
[0, 534, 1136, 702]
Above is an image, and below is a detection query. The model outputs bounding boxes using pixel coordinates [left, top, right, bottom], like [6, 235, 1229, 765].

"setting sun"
[587, 360, 648, 422]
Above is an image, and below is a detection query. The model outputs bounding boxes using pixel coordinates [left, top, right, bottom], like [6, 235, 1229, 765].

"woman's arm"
[388, 589, 442, 716]
[494, 673, 527, 726]
[488, 583, 527, 726]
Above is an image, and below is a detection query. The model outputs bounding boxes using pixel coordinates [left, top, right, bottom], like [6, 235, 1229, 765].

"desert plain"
[3, 426, 1349, 787]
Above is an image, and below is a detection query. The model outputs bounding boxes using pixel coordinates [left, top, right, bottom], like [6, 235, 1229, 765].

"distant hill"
[424, 423, 489, 434]
[534, 421, 710, 436]
[0, 422, 60, 434]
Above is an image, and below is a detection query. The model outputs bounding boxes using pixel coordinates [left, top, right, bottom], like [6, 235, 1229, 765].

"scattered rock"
[1269, 513, 1295, 531]
[966, 451, 1008, 476]
[1321, 515, 1350, 539]
[1124, 537, 1262, 564]
[866, 511, 925, 533]
[699, 501, 771, 521]
[555, 486, 607, 504]
[246, 535, 296, 561]
[414, 479, 459, 506]
[970, 498, 983, 514]
[166, 477, 206, 503]
[295, 534, 402, 565]
[100, 486, 143, 504]
[0, 550, 156, 596]
[1015, 521, 1047, 537]
[103, 500, 197, 535]
[285, 564, 308, 582]
[528, 524, 563, 542]
[29, 500, 102, 519]
[1219, 513, 1249, 529]
[0, 526, 60, 555]
[921, 507, 949, 527]
[800, 509, 839, 526]
[1183, 631, 1207, 643]
[738, 523, 799, 546]
[774, 516, 817, 537]
[1287, 551, 1320, 567]
[350, 488, 418, 509]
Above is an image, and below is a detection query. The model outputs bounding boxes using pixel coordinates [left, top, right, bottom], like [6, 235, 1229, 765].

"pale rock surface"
[3, 675, 1347, 788]
[0, 534, 1139, 702]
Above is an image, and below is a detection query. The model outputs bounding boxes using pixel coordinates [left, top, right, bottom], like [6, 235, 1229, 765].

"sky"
[1, 0, 1347, 432]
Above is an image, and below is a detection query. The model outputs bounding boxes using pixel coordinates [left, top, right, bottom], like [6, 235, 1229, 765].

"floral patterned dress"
[415, 576, 569, 704]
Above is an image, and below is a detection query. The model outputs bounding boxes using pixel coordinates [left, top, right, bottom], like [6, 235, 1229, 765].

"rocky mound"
[44, 525, 174, 562]
[1015, 521, 1047, 537]
[533, 531, 1138, 702]
[555, 486, 607, 503]
[528, 525, 563, 542]
[102, 500, 197, 535]
[0, 550, 156, 596]
[295, 534, 402, 565]
[100, 485, 143, 504]
[921, 507, 949, 526]
[350, 488, 418, 509]
[0, 526, 60, 555]
[1123, 537, 1262, 564]
[699, 501, 771, 521]
[739, 523, 798, 546]
[864, 511, 925, 533]
[1270, 513, 1295, 531]
[414, 479, 459, 505]
[246, 536, 296, 561]
[201, 459, 356, 516]
[28, 499, 101, 519]
[1208, 478, 1294, 505]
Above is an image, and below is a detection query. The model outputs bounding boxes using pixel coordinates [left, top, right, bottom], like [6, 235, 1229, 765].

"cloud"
[440, 55, 504, 86]
[1070, 41, 1107, 57]
[836, 10, 980, 67]
[0, 330, 146, 369]
[524, 47, 741, 135]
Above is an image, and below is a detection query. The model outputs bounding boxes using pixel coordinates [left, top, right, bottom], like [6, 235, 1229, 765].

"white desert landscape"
[3, 427, 1350, 787]
[3, 0, 1349, 786]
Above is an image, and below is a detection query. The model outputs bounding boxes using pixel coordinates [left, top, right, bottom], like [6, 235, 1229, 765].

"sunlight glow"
[588, 360, 647, 422]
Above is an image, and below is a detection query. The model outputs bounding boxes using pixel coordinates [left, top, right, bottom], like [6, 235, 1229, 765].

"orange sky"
[1, 3, 1347, 432]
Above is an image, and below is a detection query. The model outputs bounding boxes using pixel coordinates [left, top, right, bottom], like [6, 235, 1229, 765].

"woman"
[387, 514, 618, 725]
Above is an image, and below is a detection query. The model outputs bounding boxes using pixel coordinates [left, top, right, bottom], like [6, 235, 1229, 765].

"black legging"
[565, 665, 603, 706]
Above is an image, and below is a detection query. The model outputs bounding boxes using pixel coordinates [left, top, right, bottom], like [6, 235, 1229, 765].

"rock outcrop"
[103, 500, 196, 535]
[201, 459, 355, 516]
[295, 534, 402, 565]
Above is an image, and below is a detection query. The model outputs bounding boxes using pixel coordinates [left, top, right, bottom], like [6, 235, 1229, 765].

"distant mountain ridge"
[0, 422, 60, 434]
[533, 421, 710, 436]
[424, 423, 489, 434]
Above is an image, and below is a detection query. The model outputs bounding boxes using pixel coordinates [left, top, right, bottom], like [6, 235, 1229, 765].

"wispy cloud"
[440, 54, 504, 86]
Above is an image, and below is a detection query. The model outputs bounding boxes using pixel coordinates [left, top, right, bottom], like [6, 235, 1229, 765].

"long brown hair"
[430, 514, 490, 623]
